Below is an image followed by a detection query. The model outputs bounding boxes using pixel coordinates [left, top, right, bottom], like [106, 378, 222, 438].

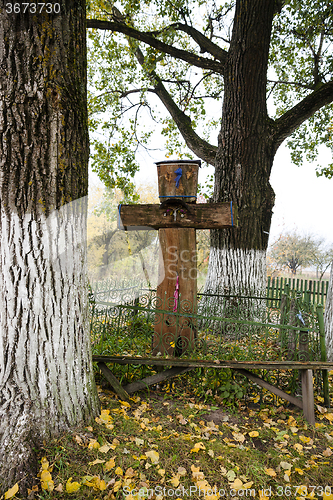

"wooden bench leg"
[98, 362, 130, 402]
[301, 369, 315, 425]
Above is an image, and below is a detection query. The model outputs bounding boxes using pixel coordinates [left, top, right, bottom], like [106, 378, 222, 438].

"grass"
[11, 369, 333, 500]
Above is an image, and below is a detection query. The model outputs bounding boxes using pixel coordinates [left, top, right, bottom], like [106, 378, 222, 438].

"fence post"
[317, 304, 330, 408]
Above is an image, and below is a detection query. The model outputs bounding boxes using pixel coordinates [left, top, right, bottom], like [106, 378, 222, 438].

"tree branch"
[147, 22, 228, 62]
[152, 76, 218, 165]
[273, 81, 333, 146]
[267, 79, 314, 90]
[132, 45, 217, 165]
[92, 88, 156, 100]
[86, 19, 225, 75]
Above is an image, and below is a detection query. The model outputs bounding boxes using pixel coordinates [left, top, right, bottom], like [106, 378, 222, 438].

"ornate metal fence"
[90, 285, 323, 364]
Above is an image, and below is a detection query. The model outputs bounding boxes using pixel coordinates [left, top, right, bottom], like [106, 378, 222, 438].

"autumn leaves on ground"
[2, 373, 333, 500]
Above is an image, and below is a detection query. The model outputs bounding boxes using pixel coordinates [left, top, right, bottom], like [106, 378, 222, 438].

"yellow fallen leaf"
[295, 468, 304, 475]
[259, 491, 270, 500]
[170, 476, 180, 487]
[41, 457, 49, 470]
[113, 479, 123, 492]
[190, 442, 206, 453]
[83, 475, 106, 490]
[195, 479, 212, 493]
[89, 459, 105, 466]
[88, 439, 100, 450]
[303, 492, 317, 499]
[115, 467, 123, 475]
[287, 416, 297, 426]
[4, 483, 19, 499]
[120, 400, 131, 407]
[264, 468, 276, 477]
[230, 478, 243, 490]
[299, 435, 311, 444]
[177, 467, 187, 476]
[293, 443, 303, 453]
[99, 444, 111, 453]
[135, 437, 144, 446]
[325, 413, 333, 422]
[280, 461, 292, 470]
[145, 450, 159, 464]
[99, 479, 107, 491]
[232, 432, 245, 443]
[226, 470, 236, 482]
[99, 409, 111, 421]
[66, 478, 81, 493]
[248, 431, 259, 437]
[176, 414, 187, 425]
[191, 465, 204, 480]
[104, 458, 116, 471]
[40, 470, 55, 491]
[323, 493, 333, 500]
[323, 448, 333, 457]
[74, 435, 84, 446]
[207, 449, 214, 458]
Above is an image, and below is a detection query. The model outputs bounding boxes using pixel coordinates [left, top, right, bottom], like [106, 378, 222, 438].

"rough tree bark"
[0, 0, 100, 492]
[204, 0, 276, 302]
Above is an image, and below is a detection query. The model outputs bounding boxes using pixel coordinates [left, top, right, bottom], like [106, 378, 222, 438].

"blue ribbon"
[297, 311, 305, 326]
[174, 167, 182, 188]
[118, 204, 122, 228]
[230, 201, 233, 227]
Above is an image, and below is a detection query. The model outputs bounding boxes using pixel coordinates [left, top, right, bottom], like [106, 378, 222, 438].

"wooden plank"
[97, 362, 130, 402]
[123, 367, 194, 394]
[153, 228, 197, 356]
[118, 202, 238, 230]
[234, 368, 303, 409]
[301, 369, 315, 425]
[93, 355, 333, 371]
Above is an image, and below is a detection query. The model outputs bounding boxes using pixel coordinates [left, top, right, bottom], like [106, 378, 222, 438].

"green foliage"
[87, 0, 333, 194]
[269, 0, 333, 172]
[218, 379, 246, 404]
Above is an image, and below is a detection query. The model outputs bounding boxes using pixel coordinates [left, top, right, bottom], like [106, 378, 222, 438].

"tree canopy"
[86, 0, 333, 194]
[268, 231, 333, 276]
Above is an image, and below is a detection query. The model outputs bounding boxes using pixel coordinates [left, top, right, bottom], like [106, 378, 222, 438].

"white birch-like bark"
[0, 199, 100, 487]
[0, 0, 100, 490]
[204, 248, 267, 296]
[325, 262, 333, 361]
[199, 248, 267, 320]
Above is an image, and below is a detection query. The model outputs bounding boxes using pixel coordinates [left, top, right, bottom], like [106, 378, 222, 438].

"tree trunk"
[203, 0, 276, 307]
[325, 262, 333, 361]
[0, 1, 100, 492]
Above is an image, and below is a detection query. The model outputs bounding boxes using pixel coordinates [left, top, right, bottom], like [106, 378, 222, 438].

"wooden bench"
[93, 355, 333, 425]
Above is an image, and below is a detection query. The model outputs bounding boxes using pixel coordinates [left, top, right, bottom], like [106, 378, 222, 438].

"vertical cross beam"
[118, 159, 237, 357]
[153, 160, 200, 356]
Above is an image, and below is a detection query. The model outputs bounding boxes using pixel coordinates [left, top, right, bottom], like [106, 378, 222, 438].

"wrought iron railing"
[89, 286, 323, 364]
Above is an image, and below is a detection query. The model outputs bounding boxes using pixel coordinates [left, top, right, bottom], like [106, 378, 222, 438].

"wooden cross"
[118, 160, 238, 356]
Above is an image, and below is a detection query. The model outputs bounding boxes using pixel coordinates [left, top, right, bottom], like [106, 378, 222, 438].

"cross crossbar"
[118, 201, 238, 230]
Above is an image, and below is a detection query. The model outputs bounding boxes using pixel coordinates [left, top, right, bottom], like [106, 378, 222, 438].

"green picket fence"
[267, 276, 329, 308]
